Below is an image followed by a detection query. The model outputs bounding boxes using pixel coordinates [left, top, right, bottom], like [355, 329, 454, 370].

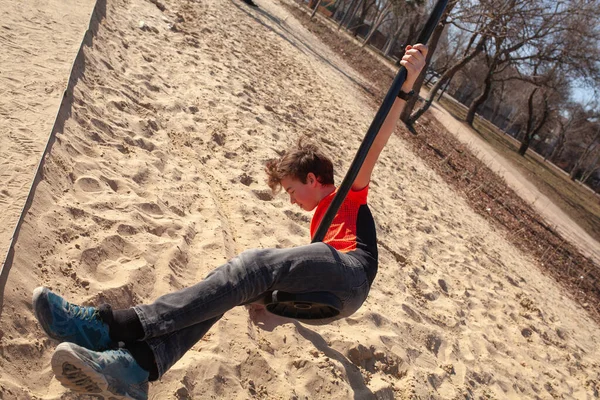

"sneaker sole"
[52, 343, 135, 400]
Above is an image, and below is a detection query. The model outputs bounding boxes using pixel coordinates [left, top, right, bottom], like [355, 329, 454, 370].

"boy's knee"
[238, 248, 279, 267]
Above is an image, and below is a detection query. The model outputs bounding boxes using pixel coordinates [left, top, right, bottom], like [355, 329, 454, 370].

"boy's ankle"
[98, 305, 145, 342]
[126, 341, 160, 381]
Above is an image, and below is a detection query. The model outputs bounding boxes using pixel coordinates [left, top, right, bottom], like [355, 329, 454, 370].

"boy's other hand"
[400, 44, 428, 91]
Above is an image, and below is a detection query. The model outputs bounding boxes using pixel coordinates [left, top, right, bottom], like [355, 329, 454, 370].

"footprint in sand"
[99, 176, 123, 193]
[425, 334, 443, 357]
[402, 304, 422, 323]
[137, 202, 164, 216]
[107, 99, 130, 113]
[88, 284, 140, 310]
[252, 189, 273, 202]
[117, 224, 138, 236]
[423, 291, 440, 301]
[132, 167, 152, 185]
[75, 176, 104, 193]
[347, 344, 404, 377]
[283, 209, 310, 224]
[238, 173, 254, 186]
[80, 235, 140, 270]
[124, 136, 156, 152]
[438, 278, 449, 293]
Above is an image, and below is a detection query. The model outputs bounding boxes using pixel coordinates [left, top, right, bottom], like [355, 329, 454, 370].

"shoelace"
[66, 302, 98, 322]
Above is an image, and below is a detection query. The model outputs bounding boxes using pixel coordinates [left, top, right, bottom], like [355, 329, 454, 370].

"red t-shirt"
[310, 186, 378, 283]
[310, 186, 368, 252]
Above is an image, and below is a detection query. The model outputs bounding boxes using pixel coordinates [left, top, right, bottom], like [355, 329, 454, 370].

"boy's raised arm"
[352, 44, 428, 191]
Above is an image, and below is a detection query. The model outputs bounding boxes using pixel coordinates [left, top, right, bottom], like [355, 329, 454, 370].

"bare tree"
[362, 0, 424, 49]
[407, 32, 485, 124]
[517, 87, 553, 155]
[399, 0, 458, 123]
[361, 1, 393, 46]
[310, 0, 324, 19]
[337, 0, 362, 30]
[348, 0, 378, 35]
[464, 0, 600, 127]
[546, 102, 585, 162]
[570, 126, 600, 180]
[580, 148, 600, 184]
[381, 14, 421, 58]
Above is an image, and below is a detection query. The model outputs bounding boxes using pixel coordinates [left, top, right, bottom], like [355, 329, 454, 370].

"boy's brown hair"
[265, 138, 334, 193]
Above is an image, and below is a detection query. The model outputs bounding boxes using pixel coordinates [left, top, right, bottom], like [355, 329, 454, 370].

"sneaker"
[52, 342, 149, 399]
[32, 287, 114, 351]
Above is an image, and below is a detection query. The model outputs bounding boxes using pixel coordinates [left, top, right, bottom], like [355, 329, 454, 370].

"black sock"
[98, 305, 145, 342]
[126, 341, 159, 381]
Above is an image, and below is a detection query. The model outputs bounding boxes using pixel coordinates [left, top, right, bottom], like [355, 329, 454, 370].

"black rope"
[311, 0, 449, 243]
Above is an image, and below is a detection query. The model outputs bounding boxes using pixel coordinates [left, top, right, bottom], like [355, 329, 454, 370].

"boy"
[32, 44, 427, 399]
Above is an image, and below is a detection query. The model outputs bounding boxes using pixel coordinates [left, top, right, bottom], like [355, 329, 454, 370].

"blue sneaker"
[52, 342, 149, 400]
[32, 287, 114, 351]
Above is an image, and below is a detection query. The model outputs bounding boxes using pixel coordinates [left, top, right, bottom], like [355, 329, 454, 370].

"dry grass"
[284, 1, 600, 323]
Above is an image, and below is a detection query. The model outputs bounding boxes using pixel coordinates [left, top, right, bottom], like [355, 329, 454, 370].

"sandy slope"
[0, 0, 599, 398]
[0, 0, 96, 263]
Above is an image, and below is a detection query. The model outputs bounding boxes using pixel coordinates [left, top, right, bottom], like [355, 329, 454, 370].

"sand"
[0, 0, 97, 263]
[0, 0, 599, 398]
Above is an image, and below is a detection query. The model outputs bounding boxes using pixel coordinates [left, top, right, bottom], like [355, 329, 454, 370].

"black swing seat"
[265, 290, 342, 319]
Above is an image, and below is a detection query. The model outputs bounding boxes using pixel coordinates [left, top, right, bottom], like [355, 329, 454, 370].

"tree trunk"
[362, 5, 390, 47]
[519, 89, 550, 156]
[383, 23, 404, 57]
[310, 0, 324, 18]
[437, 76, 452, 100]
[407, 35, 484, 125]
[549, 131, 566, 162]
[344, 0, 363, 31]
[338, 0, 357, 30]
[581, 152, 600, 183]
[570, 129, 600, 180]
[351, 0, 374, 37]
[331, 0, 342, 14]
[490, 81, 505, 124]
[518, 88, 539, 156]
[465, 68, 494, 126]
[547, 122, 566, 161]
[400, 2, 457, 124]
[403, 19, 420, 49]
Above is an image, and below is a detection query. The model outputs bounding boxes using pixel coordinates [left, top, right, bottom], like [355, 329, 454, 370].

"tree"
[381, 14, 420, 57]
[570, 126, 600, 180]
[362, 0, 424, 49]
[517, 87, 552, 156]
[407, 32, 485, 124]
[464, 0, 600, 127]
[580, 148, 600, 184]
[546, 102, 585, 162]
[351, 0, 378, 36]
[399, 0, 458, 123]
[361, 1, 393, 46]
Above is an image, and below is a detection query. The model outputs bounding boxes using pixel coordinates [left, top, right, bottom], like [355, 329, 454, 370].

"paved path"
[425, 98, 600, 266]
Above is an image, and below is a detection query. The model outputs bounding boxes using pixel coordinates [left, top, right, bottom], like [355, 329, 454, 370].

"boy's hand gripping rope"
[311, 0, 449, 243]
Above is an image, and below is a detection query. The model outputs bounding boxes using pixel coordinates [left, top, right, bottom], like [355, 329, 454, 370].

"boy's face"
[281, 174, 321, 212]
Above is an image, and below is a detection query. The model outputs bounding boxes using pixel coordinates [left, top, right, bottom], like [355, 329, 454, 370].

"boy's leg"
[126, 242, 369, 378]
[131, 315, 223, 379]
[134, 242, 370, 339]
[37, 243, 370, 381]
[51, 342, 150, 400]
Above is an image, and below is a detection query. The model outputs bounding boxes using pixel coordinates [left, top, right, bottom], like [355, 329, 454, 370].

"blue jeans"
[133, 243, 372, 378]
